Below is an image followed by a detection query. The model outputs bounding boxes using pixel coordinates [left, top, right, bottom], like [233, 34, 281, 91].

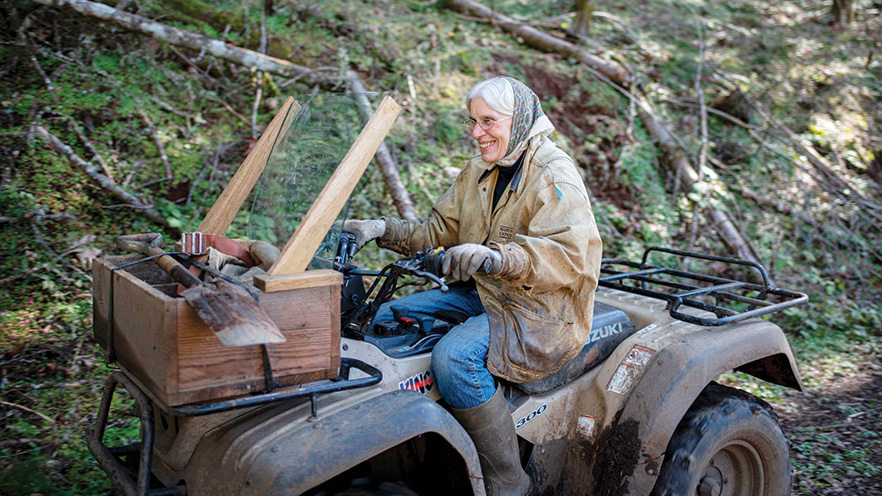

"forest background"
[1, 0, 880, 494]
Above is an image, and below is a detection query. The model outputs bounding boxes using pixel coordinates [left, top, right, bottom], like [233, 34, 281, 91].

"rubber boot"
[453, 388, 532, 496]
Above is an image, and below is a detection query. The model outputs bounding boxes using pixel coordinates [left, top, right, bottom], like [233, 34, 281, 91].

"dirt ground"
[771, 360, 882, 495]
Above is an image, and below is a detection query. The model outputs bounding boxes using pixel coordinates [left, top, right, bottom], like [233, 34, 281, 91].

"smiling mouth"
[479, 141, 495, 150]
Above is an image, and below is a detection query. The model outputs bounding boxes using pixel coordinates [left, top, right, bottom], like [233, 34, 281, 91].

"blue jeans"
[373, 286, 496, 409]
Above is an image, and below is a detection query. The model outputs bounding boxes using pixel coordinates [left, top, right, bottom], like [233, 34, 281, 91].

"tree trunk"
[573, 0, 595, 38]
[33, 0, 331, 85]
[830, 0, 854, 25]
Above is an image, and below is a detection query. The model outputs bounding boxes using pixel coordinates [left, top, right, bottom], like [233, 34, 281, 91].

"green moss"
[157, 0, 246, 32]
[0, 454, 77, 496]
[433, 111, 462, 145]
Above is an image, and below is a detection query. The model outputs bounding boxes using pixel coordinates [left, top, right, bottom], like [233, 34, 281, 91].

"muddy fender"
[232, 389, 483, 495]
[593, 320, 803, 496]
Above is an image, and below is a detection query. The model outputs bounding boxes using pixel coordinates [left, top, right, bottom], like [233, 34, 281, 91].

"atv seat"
[516, 301, 635, 395]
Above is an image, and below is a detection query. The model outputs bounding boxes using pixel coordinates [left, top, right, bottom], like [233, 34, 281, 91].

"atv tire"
[651, 382, 791, 496]
[331, 479, 419, 496]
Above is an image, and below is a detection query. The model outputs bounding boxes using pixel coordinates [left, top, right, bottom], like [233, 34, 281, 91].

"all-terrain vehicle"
[88, 241, 807, 496]
[86, 94, 808, 496]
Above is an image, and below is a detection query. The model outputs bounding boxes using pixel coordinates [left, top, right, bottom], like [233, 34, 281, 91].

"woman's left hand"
[342, 219, 385, 252]
[442, 243, 502, 282]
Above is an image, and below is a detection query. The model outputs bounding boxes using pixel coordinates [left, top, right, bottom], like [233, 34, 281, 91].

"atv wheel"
[332, 478, 419, 496]
[651, 382, 791, 496]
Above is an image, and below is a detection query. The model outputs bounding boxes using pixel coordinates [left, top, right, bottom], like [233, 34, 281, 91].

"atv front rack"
[86, 358, 381, 496]
[599, 247, 808, 326]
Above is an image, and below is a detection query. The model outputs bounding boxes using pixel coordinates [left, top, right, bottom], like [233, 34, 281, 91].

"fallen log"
[349, 71, 418, 220]
[33, 0, 334, 86]
[443, 0, 629, 86]
[634, 98, 761, 265]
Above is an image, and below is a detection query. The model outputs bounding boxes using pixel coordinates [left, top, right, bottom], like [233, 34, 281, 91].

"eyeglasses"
[462, 115, 512, 131]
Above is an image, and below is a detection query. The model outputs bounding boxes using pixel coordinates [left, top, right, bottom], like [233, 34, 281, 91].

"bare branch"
[0, 263, 50, 288]
[135, 104, 173, 179]
[687, 20, 710, 258]
[251, 3, 268, 139]
[63, 116, 115, 182]
[0, 212, 76, 225]
[28, 54, 59, 104]
[205, 95, 251, 125]
[0, 401, 56, 424]
[35, 126, 174, 231]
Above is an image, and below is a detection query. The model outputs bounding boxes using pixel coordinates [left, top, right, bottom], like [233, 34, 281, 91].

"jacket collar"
[473, 136, 551, 197]
[477, 152, 526, 193]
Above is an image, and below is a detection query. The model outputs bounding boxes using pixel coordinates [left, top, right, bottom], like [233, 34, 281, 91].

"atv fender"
[183, 389, 484, 496]
[594, 319, 803, 496]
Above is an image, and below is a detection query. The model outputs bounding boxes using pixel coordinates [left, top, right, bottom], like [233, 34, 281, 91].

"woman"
[344, 76, 602, 496]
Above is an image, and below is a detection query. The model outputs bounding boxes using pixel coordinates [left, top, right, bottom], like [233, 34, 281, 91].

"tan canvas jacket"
[379, 136, 602, 383]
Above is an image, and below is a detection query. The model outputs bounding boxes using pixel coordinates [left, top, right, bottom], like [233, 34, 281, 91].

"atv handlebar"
[382, 247, 503, 294]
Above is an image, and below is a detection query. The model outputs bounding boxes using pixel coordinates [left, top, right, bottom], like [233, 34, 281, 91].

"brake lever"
[390, 252, 449, 293]
[411, 269, 448, 293]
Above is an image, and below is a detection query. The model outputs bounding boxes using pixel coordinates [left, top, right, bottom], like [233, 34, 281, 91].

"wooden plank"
[92, 258, 177, 395]
[253, 269, 343, 293]
[268, 96, 401, 275]
[197, 97, 299, 236]
[176, 285, 336, 392]
[328, 283, 341, 373]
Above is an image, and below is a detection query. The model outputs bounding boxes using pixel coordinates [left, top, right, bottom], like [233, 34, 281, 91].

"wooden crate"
[88, 95, 398, 407]
[92, 255, 342, 407]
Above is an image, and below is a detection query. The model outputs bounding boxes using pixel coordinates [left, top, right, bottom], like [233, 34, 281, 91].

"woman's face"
[469, 98, 512, 163]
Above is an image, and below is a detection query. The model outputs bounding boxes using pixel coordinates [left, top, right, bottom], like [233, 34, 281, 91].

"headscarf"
[494, 77, 556, 167]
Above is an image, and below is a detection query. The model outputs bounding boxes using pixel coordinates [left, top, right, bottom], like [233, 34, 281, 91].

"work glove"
[342, 219, 386, 253]
[442, 243, 502, 282]
[248, 240, 281, 271]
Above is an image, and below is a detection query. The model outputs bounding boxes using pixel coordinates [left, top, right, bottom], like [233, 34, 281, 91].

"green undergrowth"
[0, 357, 139, 495]
[0, 289, 137, 495]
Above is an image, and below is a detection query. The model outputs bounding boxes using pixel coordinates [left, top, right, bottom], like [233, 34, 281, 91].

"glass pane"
[247, 92, 384, 270]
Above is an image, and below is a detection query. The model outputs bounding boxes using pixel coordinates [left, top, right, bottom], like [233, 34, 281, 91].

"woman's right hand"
[342, 219, 386, 252]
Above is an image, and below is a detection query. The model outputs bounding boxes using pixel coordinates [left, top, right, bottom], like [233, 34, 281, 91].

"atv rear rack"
[86, 358, 381, 496]
[599, 247, 807, 326]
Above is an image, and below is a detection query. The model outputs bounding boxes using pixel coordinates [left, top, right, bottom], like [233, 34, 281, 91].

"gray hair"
[466, 77, 514, 115]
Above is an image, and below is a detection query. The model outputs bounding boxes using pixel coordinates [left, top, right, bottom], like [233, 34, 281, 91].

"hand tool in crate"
[115, 232, 285, 347]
